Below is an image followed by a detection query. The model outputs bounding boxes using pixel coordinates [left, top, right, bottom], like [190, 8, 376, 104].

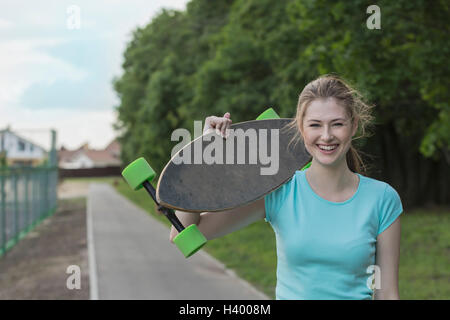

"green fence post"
[37, 169, 40, 224]
[44, 167, 49, 216]
[50, 130, 58, 213]
[25, 168, 30, 232]
[34, 169, 38, 226]
[13, 169, 18, 243]
[1, 168, 5, 255]
[32, 169, 36, 227]
[39, 169, 42, 219]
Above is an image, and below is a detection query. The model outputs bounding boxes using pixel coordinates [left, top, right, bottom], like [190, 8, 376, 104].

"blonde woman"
[170, 75, 403, 300]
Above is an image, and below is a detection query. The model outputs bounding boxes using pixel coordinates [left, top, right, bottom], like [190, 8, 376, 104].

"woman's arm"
[169, 198, 266, 242]
[374, 216, 401, 300]
[168, 111, 266, 240]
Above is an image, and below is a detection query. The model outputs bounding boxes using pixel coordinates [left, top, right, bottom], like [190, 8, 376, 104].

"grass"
[398, 209, 450, 299]
[74, 176, 450, 299]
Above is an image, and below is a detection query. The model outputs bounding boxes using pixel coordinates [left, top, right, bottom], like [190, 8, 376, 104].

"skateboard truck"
[121, 157, 207, 258]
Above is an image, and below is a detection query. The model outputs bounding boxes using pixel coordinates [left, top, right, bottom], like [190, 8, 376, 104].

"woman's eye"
[309, 123, 343, 127]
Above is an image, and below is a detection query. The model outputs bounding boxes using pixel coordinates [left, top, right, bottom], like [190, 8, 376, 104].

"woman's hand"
[203, 112, 232, 138]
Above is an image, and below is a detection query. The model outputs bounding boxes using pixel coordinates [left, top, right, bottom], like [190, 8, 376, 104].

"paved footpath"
[87, 183, 270, 300]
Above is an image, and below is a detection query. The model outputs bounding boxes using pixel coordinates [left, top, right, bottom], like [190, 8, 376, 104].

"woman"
[169, 75, 403, 300]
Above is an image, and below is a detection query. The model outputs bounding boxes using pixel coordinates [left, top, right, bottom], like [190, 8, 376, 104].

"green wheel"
[121, 157, 156, 191]
[173, 224, 207, 258]
[256, 107, 280, 120]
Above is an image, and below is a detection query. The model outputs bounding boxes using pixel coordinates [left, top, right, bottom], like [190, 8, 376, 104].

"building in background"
[58, 140, 121, 169]
[0, 127, 47, 167]
[58, 140, 122, 178]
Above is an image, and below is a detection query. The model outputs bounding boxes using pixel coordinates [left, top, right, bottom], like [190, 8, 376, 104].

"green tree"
[113, 0, 449, 206]
[114, 2, 234, 174]
[285, 0, 449, 205]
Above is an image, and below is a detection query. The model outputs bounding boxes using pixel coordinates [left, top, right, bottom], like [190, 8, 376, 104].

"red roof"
[58, 139, 121, 167]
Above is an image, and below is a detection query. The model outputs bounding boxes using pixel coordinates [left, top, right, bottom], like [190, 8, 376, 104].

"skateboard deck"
[156, 118, 310, 212]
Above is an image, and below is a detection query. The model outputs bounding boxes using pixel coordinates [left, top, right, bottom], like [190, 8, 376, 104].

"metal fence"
[0, 165, 58, 257]
[0, 129, 58, 257]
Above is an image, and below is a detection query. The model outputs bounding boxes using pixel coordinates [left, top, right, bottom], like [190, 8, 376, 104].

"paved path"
[87, 183, 269, 300]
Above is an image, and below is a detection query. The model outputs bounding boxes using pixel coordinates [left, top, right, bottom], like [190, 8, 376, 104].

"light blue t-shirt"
[264, 169, 403, 300]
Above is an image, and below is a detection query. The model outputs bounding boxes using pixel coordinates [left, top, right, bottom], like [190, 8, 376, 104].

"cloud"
[2, 104, 118, 150]
[0, 38, 88, 106]
[0, 0, 188, 149]
[0, 18, 13, 29]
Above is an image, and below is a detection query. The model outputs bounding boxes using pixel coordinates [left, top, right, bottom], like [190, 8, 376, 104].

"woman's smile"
[316, 144, 340, 154]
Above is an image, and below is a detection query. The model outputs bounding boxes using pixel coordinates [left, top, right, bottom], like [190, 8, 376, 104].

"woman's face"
[301, 98, 358, 168]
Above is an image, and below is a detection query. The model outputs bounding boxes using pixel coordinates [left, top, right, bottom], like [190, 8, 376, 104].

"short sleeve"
[264, 177, 293, 225]
[378, 184, 403, 235]
[264, 192, 275, 223]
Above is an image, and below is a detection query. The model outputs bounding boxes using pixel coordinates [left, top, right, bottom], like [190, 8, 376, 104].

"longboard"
[121, 108, 311, 258]
[157, 118, 310, 212]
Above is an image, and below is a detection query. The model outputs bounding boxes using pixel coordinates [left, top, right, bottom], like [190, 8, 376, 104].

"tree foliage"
[113, 0, 449, 206]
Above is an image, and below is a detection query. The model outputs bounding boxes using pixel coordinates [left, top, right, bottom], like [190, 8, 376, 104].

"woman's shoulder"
[359, 175, 404, 234]
[358, 173, 401, 200]
[266, 171, 301, 201]
[359, 173, 389, 189]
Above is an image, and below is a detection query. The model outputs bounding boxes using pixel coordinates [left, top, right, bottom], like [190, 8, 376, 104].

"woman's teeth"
[318, 144, 338, 151]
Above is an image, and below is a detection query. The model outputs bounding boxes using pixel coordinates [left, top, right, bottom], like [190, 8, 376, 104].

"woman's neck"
[306, 160, 357, 195]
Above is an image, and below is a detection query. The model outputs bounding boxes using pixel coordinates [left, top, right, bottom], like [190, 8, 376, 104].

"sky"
[0, 0, 188, 151]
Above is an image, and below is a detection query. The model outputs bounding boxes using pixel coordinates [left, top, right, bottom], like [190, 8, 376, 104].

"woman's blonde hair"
[287, 74, 375, 174]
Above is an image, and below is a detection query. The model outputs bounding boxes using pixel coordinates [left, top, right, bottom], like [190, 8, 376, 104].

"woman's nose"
[321, 126, 333, 140]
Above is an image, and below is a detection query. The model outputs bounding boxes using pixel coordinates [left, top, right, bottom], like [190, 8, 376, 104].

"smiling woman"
[263, 75, 403, 299]
[172, 74, 404, 300]
[287, 74, 375, 175]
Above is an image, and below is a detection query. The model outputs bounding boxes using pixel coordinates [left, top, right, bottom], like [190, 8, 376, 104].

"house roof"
[58, 139, 121, 166]
[58, 148, 79, 162]
[0, 128, 47, 152]
[81, 149, 121, 165]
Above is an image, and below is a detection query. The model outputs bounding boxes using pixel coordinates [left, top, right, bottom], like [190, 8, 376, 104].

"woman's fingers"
[203, 116, 217, 134]
[215, 121, 223, 136]
[221, 113, 232, 136]
[203, 113, 232, 138]
[224, 120, 231, 136]
[221, 118, 232, 137]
